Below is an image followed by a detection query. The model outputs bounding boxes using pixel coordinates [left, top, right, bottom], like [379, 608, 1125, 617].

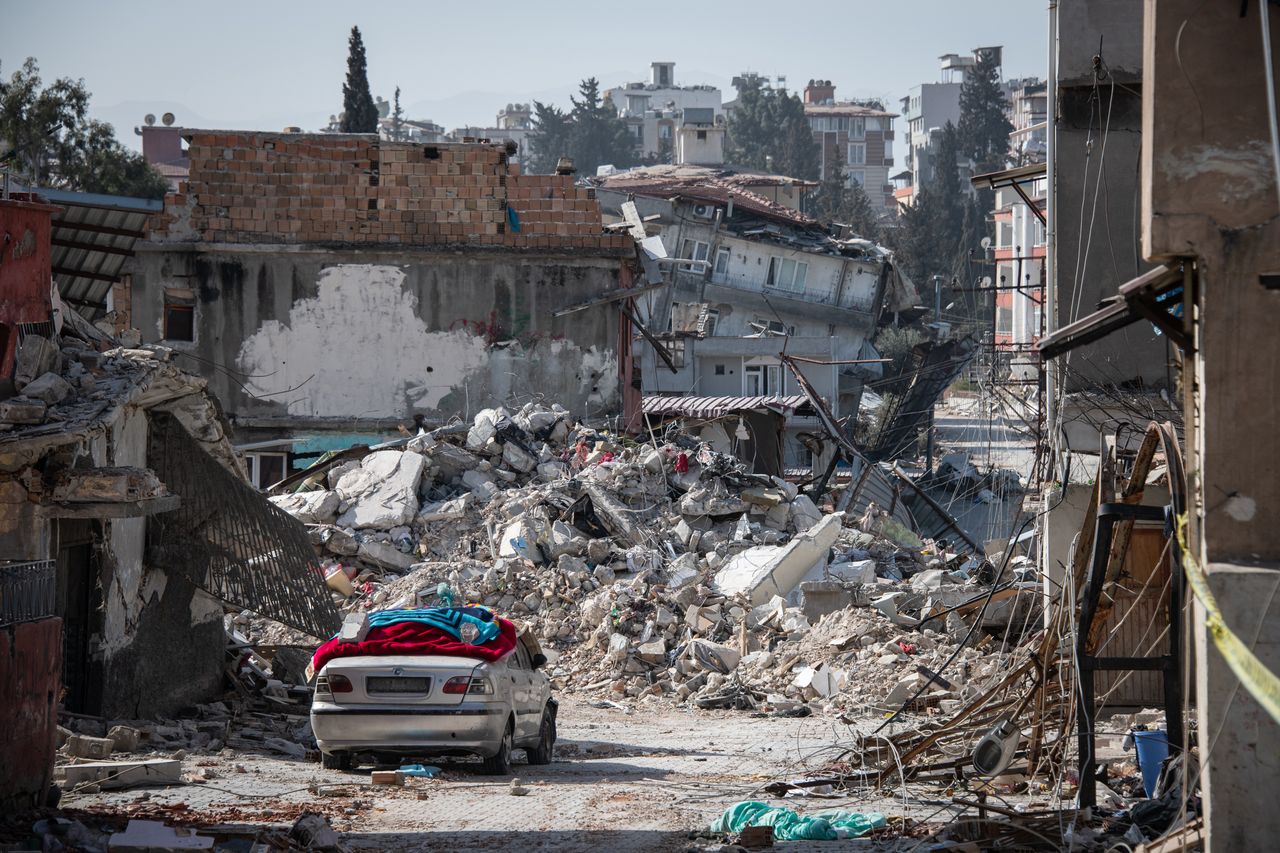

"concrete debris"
[235, 402, 1019, 717]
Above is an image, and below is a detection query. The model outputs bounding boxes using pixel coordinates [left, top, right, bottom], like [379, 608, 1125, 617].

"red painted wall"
[0, 617, 62, 811]
[0, 197, 57, 378]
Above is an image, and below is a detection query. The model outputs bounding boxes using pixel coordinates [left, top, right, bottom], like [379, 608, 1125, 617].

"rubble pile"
[259, 404, 1013, 715]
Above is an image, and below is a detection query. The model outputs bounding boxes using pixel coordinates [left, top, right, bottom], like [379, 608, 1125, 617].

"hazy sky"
[4, 0, 1047, 163]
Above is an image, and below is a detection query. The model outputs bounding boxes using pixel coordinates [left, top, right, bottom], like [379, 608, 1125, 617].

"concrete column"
[1142, 0, 1280, 847]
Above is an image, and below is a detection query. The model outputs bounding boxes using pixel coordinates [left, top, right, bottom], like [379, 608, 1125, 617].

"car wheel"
[480, 719, 514, 775]
[321, 751, 351, 771]
[525, 707, 556, 765]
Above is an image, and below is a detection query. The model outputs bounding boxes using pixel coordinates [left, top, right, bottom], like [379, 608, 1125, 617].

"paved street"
[65, 699, 954, 852]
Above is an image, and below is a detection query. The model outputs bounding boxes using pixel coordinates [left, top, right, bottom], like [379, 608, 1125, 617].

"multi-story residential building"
[591, 165, 915, 470]
[379, 117, 446, 144]
[449, 104, 534, 166]
[802, 81, 897, 211]
[136, 113, 189, 191]
[989, 167, 1046, 381]
[1008, 82, 1047, 165]
[605, 62, 724, 161]
[898, 47, 1040, 204]
[899, 53, 975, 197]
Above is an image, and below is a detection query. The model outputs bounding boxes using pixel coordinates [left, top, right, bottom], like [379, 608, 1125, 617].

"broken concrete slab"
[65, 734, 115, 760]
[270, 490, 340, 524]
[828, 558, 877, 584]
[713, 513, 843, 606]
[417, 494, 472, 523]
[13, 334, 59, 390]
[357, 540, 418, 571]
[63, 758, 182, 790]
[20, 371, 73, 405]
[335, 450, 426, 529]
[0, 397, 48, 424]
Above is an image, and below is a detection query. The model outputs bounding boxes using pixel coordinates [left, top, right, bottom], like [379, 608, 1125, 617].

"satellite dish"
[144, 114, 156, 126]
[981, 276, 993, 288]
[162, 112, 175, 126]
[980, 236, 992, 250]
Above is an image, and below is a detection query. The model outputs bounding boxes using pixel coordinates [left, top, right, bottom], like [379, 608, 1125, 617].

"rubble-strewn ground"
[57, 696, 1075, 852]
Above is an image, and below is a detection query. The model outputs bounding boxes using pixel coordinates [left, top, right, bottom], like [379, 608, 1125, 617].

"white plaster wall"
[235, 264, 616, 419]
[99, 407, 152, 654]
[237, 264, 489, 416]
[102, 516, 148, 655]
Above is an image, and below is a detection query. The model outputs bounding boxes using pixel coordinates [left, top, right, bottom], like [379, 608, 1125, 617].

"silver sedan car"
[311, 632, 555, 774]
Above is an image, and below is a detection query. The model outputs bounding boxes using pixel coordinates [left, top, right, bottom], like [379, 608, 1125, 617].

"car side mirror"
[531, 653, 547, 670]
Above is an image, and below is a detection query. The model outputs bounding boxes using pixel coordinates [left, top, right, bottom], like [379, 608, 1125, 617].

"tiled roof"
[641, 395, 814, 419]
[595, 167, 818, 228]
[804, 103, 898, 117]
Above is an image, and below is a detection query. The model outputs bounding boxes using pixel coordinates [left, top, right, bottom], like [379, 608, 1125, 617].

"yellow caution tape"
[1176, 515, 1280, 726]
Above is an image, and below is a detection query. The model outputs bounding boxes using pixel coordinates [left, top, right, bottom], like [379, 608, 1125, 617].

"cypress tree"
[957, 48, 1014, 171]
[340, 26, 377, 133]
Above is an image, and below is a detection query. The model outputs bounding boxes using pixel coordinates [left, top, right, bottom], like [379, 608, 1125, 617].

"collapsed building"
[590, 164, 918, 473]
[129, 133, 636, 486]
[0, 191, 336, 788]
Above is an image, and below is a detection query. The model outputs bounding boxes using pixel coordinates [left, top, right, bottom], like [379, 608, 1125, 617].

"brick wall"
[149, 133, 630, 253]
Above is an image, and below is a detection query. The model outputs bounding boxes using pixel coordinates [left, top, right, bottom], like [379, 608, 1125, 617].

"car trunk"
[318, 655, 488, 706]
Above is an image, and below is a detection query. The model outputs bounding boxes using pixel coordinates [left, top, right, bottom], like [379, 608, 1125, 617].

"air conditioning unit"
[691, 204, 716, 220]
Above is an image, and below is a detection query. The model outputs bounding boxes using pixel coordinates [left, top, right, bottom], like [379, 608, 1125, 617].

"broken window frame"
[681, 239, 710, 263]
[163, 304, 194, 342]
[766, 256, 808, 293]
[744, 362, 781, 396]
[713, 247, 731, 278]
[245, 452, 289, 490]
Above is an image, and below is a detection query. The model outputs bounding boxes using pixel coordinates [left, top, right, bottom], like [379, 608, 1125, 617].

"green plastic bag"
[709, 801, 886, 841]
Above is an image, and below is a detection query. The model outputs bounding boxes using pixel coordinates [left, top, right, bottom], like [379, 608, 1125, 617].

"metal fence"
[0, 559, 56, 625]
[146, 412, 340, 640]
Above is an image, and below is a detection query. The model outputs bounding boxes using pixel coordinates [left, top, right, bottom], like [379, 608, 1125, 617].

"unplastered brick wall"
[147, 132, 630, 253]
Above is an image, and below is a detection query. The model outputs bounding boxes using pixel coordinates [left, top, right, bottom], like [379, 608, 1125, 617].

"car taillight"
[442, 676, 493, 695]
[327, 674, 353, 693]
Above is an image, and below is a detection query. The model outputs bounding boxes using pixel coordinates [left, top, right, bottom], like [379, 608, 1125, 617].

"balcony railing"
[0, 560, 56, 625]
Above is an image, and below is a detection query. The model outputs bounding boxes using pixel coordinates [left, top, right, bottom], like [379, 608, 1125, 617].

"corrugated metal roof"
[641, 395, 813, 419]
[39, 188, 163, 319]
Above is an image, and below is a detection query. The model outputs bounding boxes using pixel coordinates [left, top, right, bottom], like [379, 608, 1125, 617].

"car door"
[506, 645, 533, 740]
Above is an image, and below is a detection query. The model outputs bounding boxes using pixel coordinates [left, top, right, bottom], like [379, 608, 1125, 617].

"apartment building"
[802, 81, 897, 211]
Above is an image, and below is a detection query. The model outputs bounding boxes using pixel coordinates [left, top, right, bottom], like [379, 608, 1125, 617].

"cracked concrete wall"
[1054, 0, 1170, 392]
[92, 405, 225, 718]
[130, 249, 623, 430]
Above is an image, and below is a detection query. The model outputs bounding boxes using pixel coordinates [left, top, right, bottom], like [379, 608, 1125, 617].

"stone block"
[269, 490, 340, 524]
[19, 372, 72, 405]
[66, 734, 115, 760]
[0, 397, 47, 424]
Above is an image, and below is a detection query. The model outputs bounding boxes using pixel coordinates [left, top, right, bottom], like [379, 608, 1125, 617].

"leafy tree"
[811, 147, 880, 242]
[527, 100, 572, 174]
[526, 79, 637, 175]
[957, 47, 1013, 172]
[340, 26, 377, 133]
[568, 78, 637, 176]
[0, 58, 169, 199]
[884, 123, 965, 285]
[725, 76, 820, 180]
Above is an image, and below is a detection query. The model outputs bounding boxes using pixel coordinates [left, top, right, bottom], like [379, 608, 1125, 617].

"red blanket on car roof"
[312, 617, 519, 673]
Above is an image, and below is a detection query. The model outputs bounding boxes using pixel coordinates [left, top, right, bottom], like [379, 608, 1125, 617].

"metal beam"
[552, 279, 668, 317]
[52, 221, 145, 239]
[52, 265, 120, 283]
[51, 237, 135, 256]
[62, 296, 107, 310]
[622, 306, 679, 374]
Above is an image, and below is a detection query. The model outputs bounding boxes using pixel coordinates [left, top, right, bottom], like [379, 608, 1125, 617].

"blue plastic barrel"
[1132, 729, 1169, 797]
